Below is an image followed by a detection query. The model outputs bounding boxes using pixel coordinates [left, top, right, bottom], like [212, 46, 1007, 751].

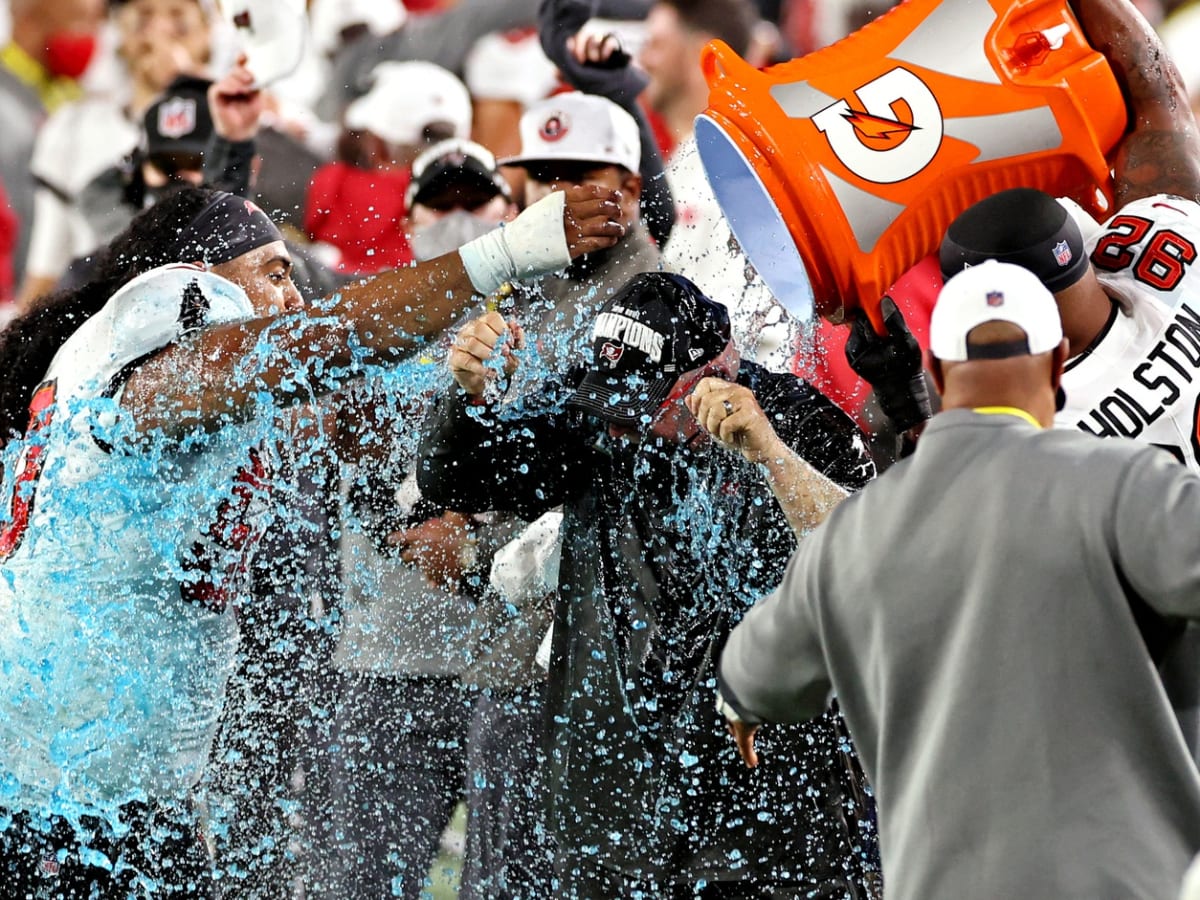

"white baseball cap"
[500, 92, 641, 173]
[930, 260, 1064, 362]
[344, 61, 472, 147]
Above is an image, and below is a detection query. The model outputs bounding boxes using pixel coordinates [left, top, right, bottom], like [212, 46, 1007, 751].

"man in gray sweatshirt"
[718, 260, 1200, 900]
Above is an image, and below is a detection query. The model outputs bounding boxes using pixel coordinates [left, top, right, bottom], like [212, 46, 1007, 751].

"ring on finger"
[722, 400, 734, 416]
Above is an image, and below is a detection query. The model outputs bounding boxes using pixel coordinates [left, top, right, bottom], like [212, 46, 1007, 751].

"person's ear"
[929, 354, 945, 395]
[1050, 337, 1069, 390]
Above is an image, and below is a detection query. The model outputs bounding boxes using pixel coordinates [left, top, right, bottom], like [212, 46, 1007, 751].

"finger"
[562, 183, 621, 204]
[508, 321, 527, 351]
[574, 218, 627, 240]
[881, 295, 911, 336]
[455, 329, 504, 358]
[477, 309, 509, 334]
[457, 316, 506, 350]
[735, 727, 760, 768]
[566, 197, 623, 221]
[569, 232, 623, 256]
[718, 408, 757, 446]
[448, 350, 493, 379]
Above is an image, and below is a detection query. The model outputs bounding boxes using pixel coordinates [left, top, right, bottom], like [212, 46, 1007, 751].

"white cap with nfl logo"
[930, 260, 1064, 362]
[500, 92, 641, 173]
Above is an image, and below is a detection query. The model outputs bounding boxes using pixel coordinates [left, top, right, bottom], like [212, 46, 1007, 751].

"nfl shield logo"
[986, 291, 1004, 307]
[1052, 240, 1072, 267]
[600, 341, 624, 365]
[158, 97, 197, 139]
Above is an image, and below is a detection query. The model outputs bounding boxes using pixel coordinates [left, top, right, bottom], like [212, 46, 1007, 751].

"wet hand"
[447, 311, 526, 397]
[687, 378, 782, 464]
[562, 184, 626, 258]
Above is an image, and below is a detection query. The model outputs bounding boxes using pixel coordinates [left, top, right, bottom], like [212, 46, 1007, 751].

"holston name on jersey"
[1076, 302, 1200, 441]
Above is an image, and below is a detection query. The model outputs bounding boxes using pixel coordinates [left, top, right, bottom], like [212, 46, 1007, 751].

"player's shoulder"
[1103, 194, 1200, 230]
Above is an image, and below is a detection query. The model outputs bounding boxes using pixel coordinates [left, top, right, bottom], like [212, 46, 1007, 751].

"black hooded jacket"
[417, 360, 877, 887]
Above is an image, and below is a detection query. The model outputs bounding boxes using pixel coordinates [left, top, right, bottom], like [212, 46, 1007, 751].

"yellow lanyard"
[972, 406, 1042, 429]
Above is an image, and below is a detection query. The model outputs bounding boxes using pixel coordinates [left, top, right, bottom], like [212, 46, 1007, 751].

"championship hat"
[405, 139, 512, 212]
[939, 188, 1089, 294]
[345, 61, 472, 147]
[500, 92, 640, 173]
[568, 273, 731, 426]
[930, 260, 1064, 362]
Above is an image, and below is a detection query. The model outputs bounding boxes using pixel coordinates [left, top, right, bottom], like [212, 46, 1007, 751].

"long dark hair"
[0, 187, 217, 446]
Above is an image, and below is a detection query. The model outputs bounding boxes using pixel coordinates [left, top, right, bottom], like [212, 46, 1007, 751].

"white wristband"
[458, 191, 571, 295]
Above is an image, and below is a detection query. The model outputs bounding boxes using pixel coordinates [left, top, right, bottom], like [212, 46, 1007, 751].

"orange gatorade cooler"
[695, 0, 1126, 327]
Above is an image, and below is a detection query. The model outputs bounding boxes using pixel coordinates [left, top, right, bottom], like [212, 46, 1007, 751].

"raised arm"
[687, 376, 849, 538]
[1074, 0, 1200, 207]
[540, 0, 676, 244]
[123, 186, 624, 438]
[417, 311, 593, 516]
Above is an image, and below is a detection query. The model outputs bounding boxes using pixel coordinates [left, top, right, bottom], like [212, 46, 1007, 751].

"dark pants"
[0, 802, 214, 899]
[322, 673, 472, 900]
[557, 855, 864, 900]
[460, 682, 555, 900]
[205, 604, 340, 899]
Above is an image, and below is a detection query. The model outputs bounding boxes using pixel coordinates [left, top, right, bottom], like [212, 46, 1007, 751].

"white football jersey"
[1056, 196, 1200, 473]
[0, 264, 264, 818]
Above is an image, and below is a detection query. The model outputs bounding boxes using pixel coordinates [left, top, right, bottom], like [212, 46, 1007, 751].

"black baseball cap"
[405, 139, 512, 212]
[143, 75, 214, 169]
[940, 188, 1089, 293]
[568, 273, 732, 427]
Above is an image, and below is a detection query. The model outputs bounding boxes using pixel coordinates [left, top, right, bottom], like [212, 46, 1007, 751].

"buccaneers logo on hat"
[540, 112, 570, 142]
[600, 341, 624, 365]
[158, 97, 198, 139]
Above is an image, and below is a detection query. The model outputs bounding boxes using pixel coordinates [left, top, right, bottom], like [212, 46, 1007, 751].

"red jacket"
[304, 163, 414, 275]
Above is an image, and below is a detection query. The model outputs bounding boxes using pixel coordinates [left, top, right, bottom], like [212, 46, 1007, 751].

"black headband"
[172, 191, 283, 266]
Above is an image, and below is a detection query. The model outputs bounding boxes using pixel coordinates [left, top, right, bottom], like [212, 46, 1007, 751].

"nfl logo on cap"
[158, 97, 197, 139]
[1053, 240, 1073, 267]
[986, 291, 1004, 307]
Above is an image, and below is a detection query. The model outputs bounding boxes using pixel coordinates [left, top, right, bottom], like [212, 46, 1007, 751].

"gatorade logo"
[812, 68, 943, 185]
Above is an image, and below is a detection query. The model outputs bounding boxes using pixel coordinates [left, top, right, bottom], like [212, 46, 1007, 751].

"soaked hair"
[0, 187, 217, 446]
[662, 0, 758, 57]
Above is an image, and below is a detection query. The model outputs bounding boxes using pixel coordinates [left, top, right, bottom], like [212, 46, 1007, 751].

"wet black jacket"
[418, 361, 877, 887]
